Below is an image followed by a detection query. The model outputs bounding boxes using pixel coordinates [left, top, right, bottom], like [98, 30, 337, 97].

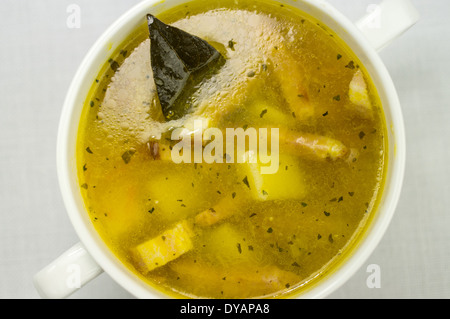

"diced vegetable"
[195, 195, 245, 227]
[131, 220, 194, 274]
[246, 99, 294, 126]
[280, 131, 348, 161]
[145, 163, 224, 224]
[237, 153, 306, 201]
[199, 223, 259, 265]
[270, 46, 314, 120]
[348, 69, 372, 118]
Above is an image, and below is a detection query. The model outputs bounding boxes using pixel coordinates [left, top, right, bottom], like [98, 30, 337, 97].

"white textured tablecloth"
[0, 0, 449, 299]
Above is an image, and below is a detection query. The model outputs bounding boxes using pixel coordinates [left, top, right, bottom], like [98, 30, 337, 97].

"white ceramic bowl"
[34, 0, 418, 299]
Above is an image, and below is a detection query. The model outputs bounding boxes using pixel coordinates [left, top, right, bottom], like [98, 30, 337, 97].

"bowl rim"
[56, 0, 405, 299]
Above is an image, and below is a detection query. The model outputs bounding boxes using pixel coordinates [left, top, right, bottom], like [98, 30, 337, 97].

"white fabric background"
[0, 0, 449, 299]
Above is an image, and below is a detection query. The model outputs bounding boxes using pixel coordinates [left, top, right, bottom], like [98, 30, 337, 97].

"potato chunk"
[145, 163, 225, 224]
[238, 153, 306, 201]
[246, 99, 294, 126]
[131, 220, 194, 274]
[199, 223, 259, 265]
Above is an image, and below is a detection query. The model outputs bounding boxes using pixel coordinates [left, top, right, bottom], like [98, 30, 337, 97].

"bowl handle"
[355, 0, 420, 52]
[33, 242, 103, 299]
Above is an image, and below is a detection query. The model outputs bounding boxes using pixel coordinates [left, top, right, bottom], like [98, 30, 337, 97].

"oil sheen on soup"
[77, 0, 386, 299]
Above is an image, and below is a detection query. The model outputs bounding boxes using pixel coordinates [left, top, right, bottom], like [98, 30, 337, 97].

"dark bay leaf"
[147, 14, 225, 121]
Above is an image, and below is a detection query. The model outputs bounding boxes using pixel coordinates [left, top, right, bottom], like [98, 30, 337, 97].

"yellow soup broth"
[77, 0, 387, 298]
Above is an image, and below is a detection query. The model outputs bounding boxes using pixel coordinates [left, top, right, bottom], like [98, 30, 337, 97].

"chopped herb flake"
[242, 176, 250, 189]
[359, 131, 366, 139]
[109, 59, 120, 72]
[122, 150, 136, 164]
[345, 61, 355, 69]
[228, 39, 235, 50]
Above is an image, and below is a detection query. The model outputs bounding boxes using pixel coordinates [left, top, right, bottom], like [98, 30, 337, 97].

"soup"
[77, 0, 386, 299]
